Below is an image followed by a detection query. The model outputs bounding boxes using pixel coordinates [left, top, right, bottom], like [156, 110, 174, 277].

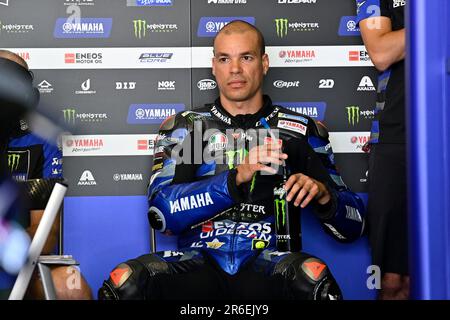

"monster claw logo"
[274, 195, 287, 227]
[62, 109, 76, 124]
[8, 153, 21, 171]
[133, 19, 147, 39]
[225, 148, 248, 170]
[275, 18, 288, 38]
[346, 106, 360, 126]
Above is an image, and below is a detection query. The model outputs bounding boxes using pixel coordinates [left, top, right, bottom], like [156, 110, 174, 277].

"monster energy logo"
[346, 106, 360, 126]
[275, 18, 288, 38]
[225, 148, 248, 170]
[62, 109, 76, 124]
[274, 197, 287, 227]
[133, 19, 147, 39]
[8, 153, 21, 171]
[225, 148, 258, 192]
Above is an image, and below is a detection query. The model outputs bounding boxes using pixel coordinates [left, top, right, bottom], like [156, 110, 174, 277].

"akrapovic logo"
[38, 80, 54, 93]
[133, 19, 177, 39]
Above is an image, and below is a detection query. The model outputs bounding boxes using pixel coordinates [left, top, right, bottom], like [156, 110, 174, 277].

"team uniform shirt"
[0, 126, 62, 297]
[356, 0, 406, 144]
[147, 96, 365, 275]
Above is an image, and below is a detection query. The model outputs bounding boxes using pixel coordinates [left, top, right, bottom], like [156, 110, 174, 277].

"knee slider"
[274, 252, 342, 300]
[98, 254, 169, 300]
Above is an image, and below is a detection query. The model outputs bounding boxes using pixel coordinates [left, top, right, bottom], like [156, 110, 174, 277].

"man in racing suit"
[99, 21, 365, 300]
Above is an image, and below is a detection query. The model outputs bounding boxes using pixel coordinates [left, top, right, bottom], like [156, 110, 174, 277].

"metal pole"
[9, 182, 68, 300]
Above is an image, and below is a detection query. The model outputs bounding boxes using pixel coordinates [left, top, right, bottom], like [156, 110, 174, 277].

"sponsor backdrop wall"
[1, 0, 378, 299]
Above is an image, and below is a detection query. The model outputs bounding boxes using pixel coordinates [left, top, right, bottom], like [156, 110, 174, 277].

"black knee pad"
[273, 252, 342, 300]
[98, 254, 169, 300]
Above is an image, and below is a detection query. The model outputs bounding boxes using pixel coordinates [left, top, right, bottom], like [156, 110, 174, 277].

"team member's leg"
[367, 143, 408, 300]
[231, 249, 342, 300]
[98, 250, 227, 300]
[26, 266, 92, 300]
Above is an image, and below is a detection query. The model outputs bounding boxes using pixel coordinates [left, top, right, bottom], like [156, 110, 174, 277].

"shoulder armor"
[159, 114, 177, 131]
[275, 105, 329, 139]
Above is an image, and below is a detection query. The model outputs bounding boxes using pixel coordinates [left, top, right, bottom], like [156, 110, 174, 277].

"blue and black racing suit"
[0, 121, 62, 298]
[99, 96, 365, 300]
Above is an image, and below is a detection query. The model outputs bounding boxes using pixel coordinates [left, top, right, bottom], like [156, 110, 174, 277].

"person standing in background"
[356, 0, 408, 299]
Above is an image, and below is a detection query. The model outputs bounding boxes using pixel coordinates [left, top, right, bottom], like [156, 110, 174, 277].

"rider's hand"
[235, 143, 288, 186]
[285, 173, 331, 208]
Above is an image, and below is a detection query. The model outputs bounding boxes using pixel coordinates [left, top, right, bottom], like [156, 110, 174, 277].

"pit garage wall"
[1, 0, 377, 299]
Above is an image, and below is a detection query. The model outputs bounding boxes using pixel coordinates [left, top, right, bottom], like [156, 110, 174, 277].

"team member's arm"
[147, 113, 244, 235]
[356, 0, 405, 72]
[27, 139, 63, 254]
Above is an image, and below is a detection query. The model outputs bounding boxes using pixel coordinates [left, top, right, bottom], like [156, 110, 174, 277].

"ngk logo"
[158, 81, 176, 91]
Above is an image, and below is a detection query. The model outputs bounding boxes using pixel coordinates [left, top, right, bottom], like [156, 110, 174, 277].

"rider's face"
[212, 31, 268, 105]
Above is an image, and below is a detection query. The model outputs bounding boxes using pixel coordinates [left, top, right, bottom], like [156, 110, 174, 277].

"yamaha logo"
[113, 173, 143, 181]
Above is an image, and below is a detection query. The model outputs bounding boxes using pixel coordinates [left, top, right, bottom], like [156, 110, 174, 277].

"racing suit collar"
[212, 95, 275, 128]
